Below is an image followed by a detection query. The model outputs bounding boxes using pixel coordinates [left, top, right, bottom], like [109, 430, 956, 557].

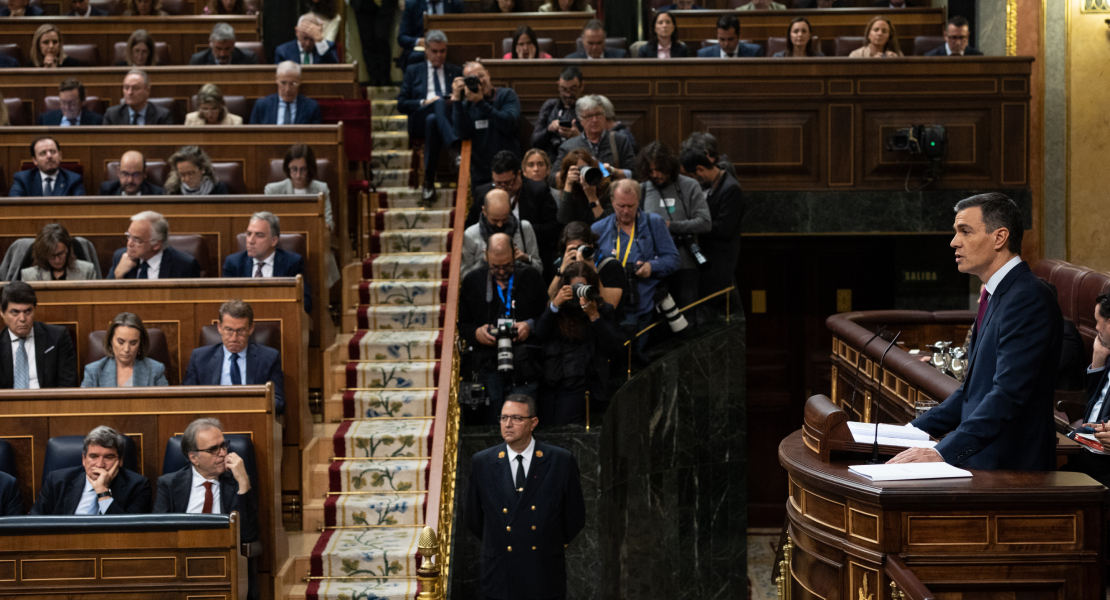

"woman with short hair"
[81, 312, 169, 387]
[22, 223, 97, 281]
[185, 83, 243, 126]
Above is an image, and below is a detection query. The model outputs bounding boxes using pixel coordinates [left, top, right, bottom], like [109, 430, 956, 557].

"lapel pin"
[498, 452, 505, 458]
[535, 451, 543, 457]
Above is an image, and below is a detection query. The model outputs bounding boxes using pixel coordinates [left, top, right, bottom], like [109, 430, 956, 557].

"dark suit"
[274, 39, 338, 64]
[0, 322, 78, 389]
[564, 48, 628, 59]
[249, 93, 322, 125]
[103, 102, 174, 125]
[530, 98, 577, 164]
[223, 248, 312, 313]
[107, 246, 201, 279]
[1061, 357, 1110, 485]
[397, 60, 463, 144]
[697, 43, 764, 58]
[912, 261, 1063, 470]
[699, 170, 744, 300]
[466, 440, 586, 600]
[99, 179, 165, 196]
[398, 0, 465, 67]
[0, 55, 18, 68]
[188, 47, 259, 65]
[183, 342, 285, 414]
[0, 4, 44, 14]
[470, 178, 559, 274]
[30, 466, 152, 515]
[154, 467, 259, 542]
[638, 41, 689, 58]
[37, 109, 103, 126]
[923, 45, 984, 56]
[9, 168, 85, 197]
[65, 6, 108, 15]
[0, 472, 22, 516]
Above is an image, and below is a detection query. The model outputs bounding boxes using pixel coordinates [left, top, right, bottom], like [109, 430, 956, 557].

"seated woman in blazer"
[265, 144, 334, 231]
[82, 312, 168, 388]
[184, 84, 243, 126]
[638, 11, 689, 58]
[164, 146, 230, 195]
[22, 223, 97, 282]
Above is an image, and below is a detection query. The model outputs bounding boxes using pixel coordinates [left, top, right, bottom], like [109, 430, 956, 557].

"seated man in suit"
[31, 426, 152, 515]
[397, 30, 462, 199]
[183, 300, 285, 414]
[925, 16, 984, 56]
[249, 61, 322, 125]
[38, 79, 103, 126]
[223, 212, 312, 313]
[104, 70, 175, 125]
[397, 0, 464, 69]
[0, 470, 20, 515]
[10, 137, 85, 197]
[1062, 293, 1110, 485]
[736, 0, 787, 9]
[697, 15, 764, 58]
[0, 0, 44, 15]
[100, 151, 165, 196]
[190, 22, 259, 65]
[531, 66, 584, 168]
[0, 55, 18, 68]
[65, 0, 108, 16]
[154, 418, 259, 598]
[469, 150, 559, 275]
[274, 13, 339, 65]
[0, 281, 78, 389]
[109, 211, 201, 279]
[565, 20, 628, 59]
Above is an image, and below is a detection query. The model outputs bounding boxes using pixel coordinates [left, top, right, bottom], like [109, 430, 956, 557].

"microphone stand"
[869, 331, 902, 464]
[848, 326, 886, 421]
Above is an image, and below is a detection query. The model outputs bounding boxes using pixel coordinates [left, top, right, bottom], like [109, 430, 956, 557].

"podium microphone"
[870, 331, 902, 464]
[848, 326, 887, 421]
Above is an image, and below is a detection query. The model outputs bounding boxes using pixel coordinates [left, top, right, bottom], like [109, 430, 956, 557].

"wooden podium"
[780, 396, 1108, 600]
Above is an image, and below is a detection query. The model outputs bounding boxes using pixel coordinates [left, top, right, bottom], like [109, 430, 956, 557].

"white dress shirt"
[719, 48, 737, 58]
[39, 170, 58, 195]
[60, 114, 77, 126]
[253, 251, 275, 278]
[9, 328, 39, 389]
[984, 255, 1022, 296]
[427, 0, 444, 14]
[1088, 365, 1110, 423]
[75, 476, 114, 514]
[943, 43, 963, 56]
[220, 345, 248, 385]
[505, 436, 535, 480]
[140, 249, 164, 280]
[186, 466, 223, 514]
[426, 63, 446, 101]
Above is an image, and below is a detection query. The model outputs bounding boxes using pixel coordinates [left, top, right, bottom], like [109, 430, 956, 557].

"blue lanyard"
[496, 275, 514, 318]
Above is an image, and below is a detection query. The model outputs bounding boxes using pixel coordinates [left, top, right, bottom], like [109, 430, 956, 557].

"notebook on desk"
[846, 421, 937, 449]
[849, 463, 972, 481]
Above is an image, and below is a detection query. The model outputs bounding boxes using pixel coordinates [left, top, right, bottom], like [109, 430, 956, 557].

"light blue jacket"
[592, 211, 680, 317]
[81, 357, 168, 388]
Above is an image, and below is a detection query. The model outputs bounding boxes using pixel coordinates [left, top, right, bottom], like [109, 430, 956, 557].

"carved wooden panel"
[1002, 103, 1029, 185]
[693, 111, 820, 184]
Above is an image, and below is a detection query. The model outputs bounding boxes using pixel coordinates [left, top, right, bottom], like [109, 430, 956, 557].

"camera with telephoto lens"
[489, 321, 518, 373]
[578, 166, 603, 186]
[674, 234, 711, 272]
[572, 282, 601, 304]
[654, 285, 689, 333]
[463, 75, 481, 93]
[576, 244, 595, 261]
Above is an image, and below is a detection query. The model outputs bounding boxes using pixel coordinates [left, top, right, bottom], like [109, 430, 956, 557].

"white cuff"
[314, 39, 330, 56]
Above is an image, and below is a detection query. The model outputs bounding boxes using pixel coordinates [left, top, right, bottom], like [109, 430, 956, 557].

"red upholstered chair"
[105, 160, 167, 186]
[200, 321, 281, 352]
[166, 234, 212, 278]
[767, 36, 820, 56]
[159, 0, 185, 13]
[4, 98, 30, 126]
[113, 41, 173, 66]
[834, 36, 866, 56]
[0, 44, 24, 66]
[501, 37, 555, 57]
[212, 162, 245, 194]
[63, 44, 102, 66]
[90, 0, 124, 14]
[913, 36, 945, 56]
[190, 94, 249, 121]
[44, 95, 107, 116]
[236, 233, 308, 259]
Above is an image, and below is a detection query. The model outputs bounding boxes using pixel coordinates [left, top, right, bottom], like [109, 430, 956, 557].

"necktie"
[88, 493, 100, 514]
[137, 260, 148, 279]
[432, 67, 443, 97]
[514, 455, 525, 493]
[975, 286, 990, 332]
[44, 177, 54, 196]
[302, 51, 311, 65]
[130, 110, 138, 125]
[254, 261, 264, 277]
[13, 338, 29, 390]
[282, 101, 292, 126]
[230, 352, 242, 385]
[201, 481, 214, 513]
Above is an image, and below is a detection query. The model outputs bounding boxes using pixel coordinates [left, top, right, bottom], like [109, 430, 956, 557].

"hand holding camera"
[634, 260, 652, 278]
[462, 75, 483, 103]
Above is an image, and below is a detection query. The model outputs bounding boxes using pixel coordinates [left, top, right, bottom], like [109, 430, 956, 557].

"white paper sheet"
[848, 463, 972, 482]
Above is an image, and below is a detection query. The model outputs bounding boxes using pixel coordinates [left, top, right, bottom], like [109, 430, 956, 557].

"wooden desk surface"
[2, 15, 258, 67]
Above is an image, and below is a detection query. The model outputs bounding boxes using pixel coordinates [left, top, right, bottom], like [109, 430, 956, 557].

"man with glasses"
[459, 234, 547, 423]
[553, 94, 636, 184]
[108, 211, 200, 279]
[31, 426, 152, 515]
[183, 300, 285, 415]
[249, 61, 322, 125]
[99, 151, 164, 196]
[465, 394, 586, 600]
[924, 16, 982, 56]
[0, 281, 77, 389]
[38, 79, 103, 126]
[461, 189, 544, 279]
[222, 212, 311, 313]
[531, 66, 585, 165]
[104, 70, 174, 125]
[155, 418, 260, 598]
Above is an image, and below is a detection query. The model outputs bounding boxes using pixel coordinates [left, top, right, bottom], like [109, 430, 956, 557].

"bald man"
[100, 151, 165, 196]
[460, 189, 543, 278]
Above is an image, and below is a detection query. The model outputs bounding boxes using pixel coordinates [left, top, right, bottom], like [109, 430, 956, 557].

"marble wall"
[598, 319, 747, 600]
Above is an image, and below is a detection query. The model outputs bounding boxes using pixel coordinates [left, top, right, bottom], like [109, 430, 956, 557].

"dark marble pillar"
[599, 318, 747, 600]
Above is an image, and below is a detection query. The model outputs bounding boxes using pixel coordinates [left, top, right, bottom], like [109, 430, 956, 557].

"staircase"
[279, 86, 463, 600]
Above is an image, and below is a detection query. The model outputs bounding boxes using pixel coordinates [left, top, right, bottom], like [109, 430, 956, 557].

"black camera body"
[886, 125, 947, 158]
[490, 321, 518, 373]
[572, 282, 601, 303]
[674, 234, 710, 272]
[625, 263, 640, 309]
[558, 118, 574, 130]
[458, 381, 488, 407]
[463, 75, 481, 94]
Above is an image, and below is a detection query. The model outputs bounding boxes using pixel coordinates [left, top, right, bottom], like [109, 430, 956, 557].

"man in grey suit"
[564, 20, 628, 59]
[103, 70, 174, 126]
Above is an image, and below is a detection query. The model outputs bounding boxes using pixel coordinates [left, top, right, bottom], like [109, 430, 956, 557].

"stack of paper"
[849, 463, 972, 481]
[846, 422, 937, 449]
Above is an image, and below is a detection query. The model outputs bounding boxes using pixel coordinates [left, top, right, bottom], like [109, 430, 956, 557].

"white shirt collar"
[256, 251, 276, 267]
[505, 436, 535, 464]
[984, 255, 1022, 296]
[9, 328, 33, 343]
[944, 42, 962, 56]
[191, 466, 218, 486]
[145, 248, 164, 270]
[39, 170, 58, 189]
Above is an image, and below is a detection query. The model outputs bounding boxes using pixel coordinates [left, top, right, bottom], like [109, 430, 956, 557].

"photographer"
[536, 261, 626, 425]
[452, 61, 522, 187]
[680, 145, 744, 316]
[637, 142, 711, 326]
[556, 149, 612, 226]
[461, 189, 544, 278]
[459, 233, 548, 423]
[591, 180, 680, 350]
[547, 221, 627, 323]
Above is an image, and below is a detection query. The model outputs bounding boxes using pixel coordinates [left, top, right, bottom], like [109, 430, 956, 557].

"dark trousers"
[409, 98, 457, 186]
[352, 0, 395, 85]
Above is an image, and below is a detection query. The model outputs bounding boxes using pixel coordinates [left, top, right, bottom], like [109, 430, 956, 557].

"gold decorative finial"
[417, 527, 443, 599]
[418, 526, 438, 560]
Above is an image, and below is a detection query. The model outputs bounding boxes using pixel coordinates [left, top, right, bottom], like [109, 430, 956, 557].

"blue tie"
[282, 101, 292, 126]
[432, 68, 443, 97]
[230, 352, 242, 385]
[137, 260, 148, 279]
[13, 338, 29, 390]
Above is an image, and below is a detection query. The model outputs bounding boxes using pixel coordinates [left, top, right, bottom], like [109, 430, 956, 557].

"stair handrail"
[423, 140, 472, 594]
[884, 554, 935, 600]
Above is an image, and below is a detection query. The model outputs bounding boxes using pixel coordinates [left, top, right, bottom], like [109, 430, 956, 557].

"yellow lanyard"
[615, 221, 635, 267]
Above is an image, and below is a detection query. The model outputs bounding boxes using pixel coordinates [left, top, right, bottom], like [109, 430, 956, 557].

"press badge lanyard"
[496, 275, 514, 318]
[614, 221, 635, 267]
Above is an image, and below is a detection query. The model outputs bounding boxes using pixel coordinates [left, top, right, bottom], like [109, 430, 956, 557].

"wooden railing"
[885, 555, 936, 600]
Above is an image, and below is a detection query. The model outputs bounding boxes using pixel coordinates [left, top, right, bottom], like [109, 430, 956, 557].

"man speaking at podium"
[890, 193, 1062, 470]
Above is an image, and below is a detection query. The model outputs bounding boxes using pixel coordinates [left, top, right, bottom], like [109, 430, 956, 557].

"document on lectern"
[845, 422, 937, 449]
[848, 463, 972, 481]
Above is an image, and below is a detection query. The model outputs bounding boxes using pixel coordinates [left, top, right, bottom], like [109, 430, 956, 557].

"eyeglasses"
[50, 249, 68, 260]
[219, 326, 250, 338]
[488, 261, 514, 273]
[124, 232, 149, 245]
[492, 175, 518, 190]
[499, 415, 533, 424]
[579, 112, 604, 121]
[119, 170, 144, 180]
[947, 35, 968, 41]
[196, 441, 230, 455]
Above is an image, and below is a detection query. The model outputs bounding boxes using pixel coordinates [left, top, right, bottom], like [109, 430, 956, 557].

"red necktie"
[975, 286, 990, 332]
[201, 481, 213, 514]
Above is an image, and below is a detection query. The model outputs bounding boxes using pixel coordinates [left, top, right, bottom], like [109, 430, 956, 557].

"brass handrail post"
[585, 390, 590, 430]
[775, 535, 793, 600]
[890, 581, 905, 600]
[417, 526, 443, 600]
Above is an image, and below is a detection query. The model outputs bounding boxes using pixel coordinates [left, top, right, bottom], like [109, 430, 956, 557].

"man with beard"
[531, 67, 585, 165]
[680, 145, 744, 315]
[459, 234, 548, 423]
[100, 151, 165, 196]
[461, 189, 544, 278]
[9, 137, 85, 197]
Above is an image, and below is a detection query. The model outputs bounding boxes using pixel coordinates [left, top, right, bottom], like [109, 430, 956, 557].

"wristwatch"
[589, 201, 600, 209]
[96, 490, 112, 499]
